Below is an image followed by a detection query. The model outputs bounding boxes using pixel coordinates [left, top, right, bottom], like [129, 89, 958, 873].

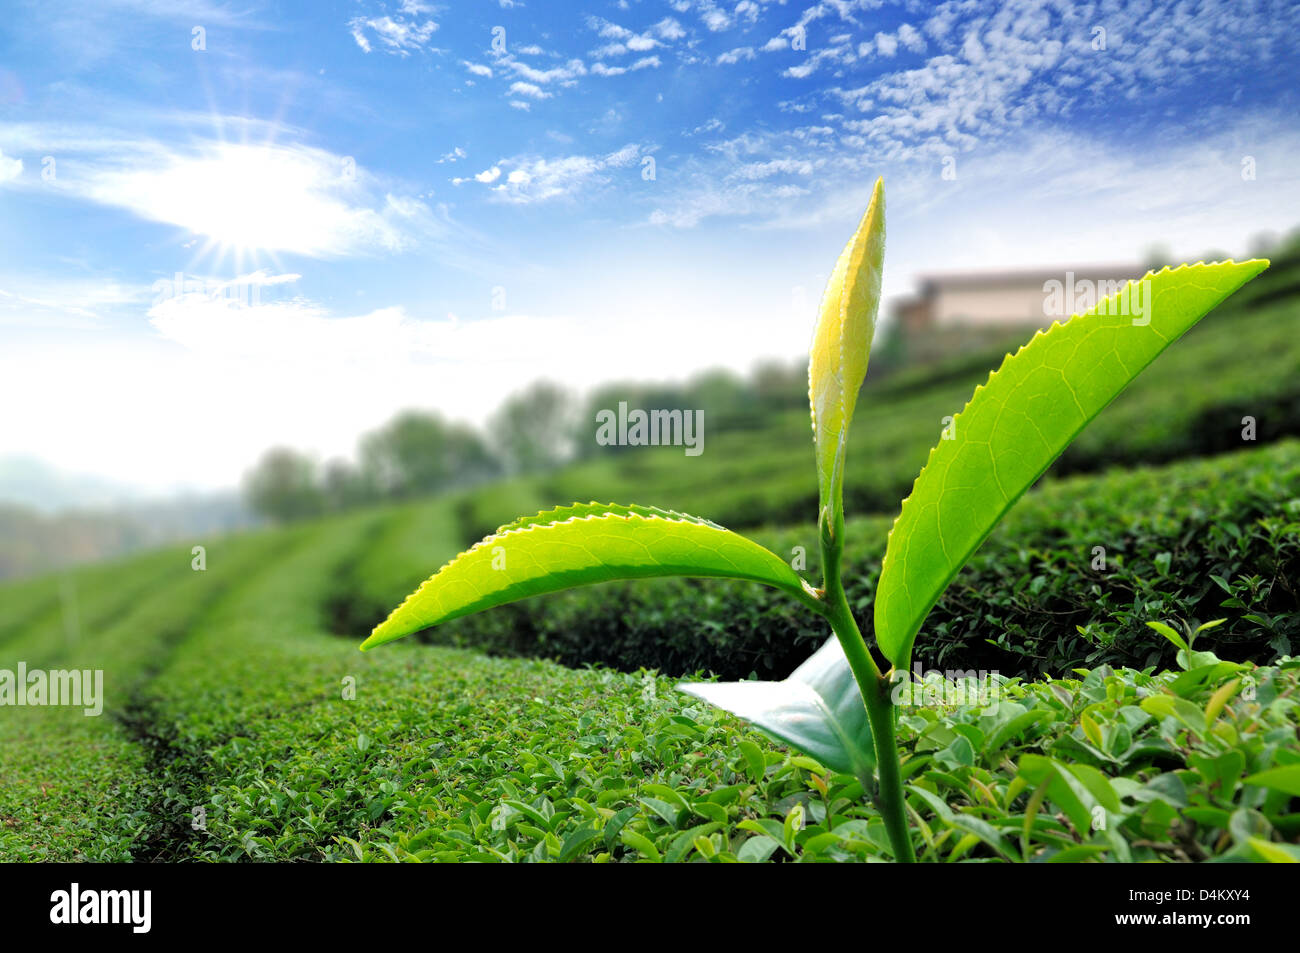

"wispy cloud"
[349, 7, 439, 56]
[1, 124, 454, 257]
[455, 144, 643, 203]
[0, 276, 148, 328]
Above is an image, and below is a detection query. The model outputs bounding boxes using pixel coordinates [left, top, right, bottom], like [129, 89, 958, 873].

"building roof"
[914, 263, 1149, 294]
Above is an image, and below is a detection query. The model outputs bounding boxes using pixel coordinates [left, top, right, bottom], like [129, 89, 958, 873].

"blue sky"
[1, 0, 1298, 493]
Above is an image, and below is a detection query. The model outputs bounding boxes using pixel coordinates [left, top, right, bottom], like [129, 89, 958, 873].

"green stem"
[819, 511, 916, 863]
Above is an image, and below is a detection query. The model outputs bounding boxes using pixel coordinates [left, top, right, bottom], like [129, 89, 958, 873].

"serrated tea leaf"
[808, 177, 885, 532]
[875, 259, 1269, 667]
[362, 502, 818, 649]
[676, 636, 874, 777]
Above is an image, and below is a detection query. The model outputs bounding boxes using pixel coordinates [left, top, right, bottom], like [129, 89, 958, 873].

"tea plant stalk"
[820, 517, 915, 861]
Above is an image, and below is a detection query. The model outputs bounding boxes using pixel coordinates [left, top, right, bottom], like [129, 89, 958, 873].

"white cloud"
[11, 132, 448, 258]
[349, 14, 439, 56]
[462, 60, 493, 77]
[456, 145, 642, 203]
[455, 166, 500, 184]
[0, 150, 22, 183]
[593, 56, 658, 77]
[697, 1, 731, 31]
[0, 276, 148, 328]
[587, 16, 665, 57]
[1, 272, 806, 489]
[897, 23, 926, 53]
[589, 16, 633, 40]
[509, 81, 551, 99]
[502, 57, 587, 85]
[733, 158, 816, 179]
[653, 17, 686, 40]
[717, 47, 756, 64]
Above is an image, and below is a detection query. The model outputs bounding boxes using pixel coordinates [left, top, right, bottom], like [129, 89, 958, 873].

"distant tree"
[487, 381, 578, 474]
[1141, 242, 1174, 273]
[683, 368, 757, 428]
[243, 448, 325, 523]
[579, 381, 693, 456]
[321, 458, 374, 510]
[359, 410, 499, 498]
[752, 358, 807, 409]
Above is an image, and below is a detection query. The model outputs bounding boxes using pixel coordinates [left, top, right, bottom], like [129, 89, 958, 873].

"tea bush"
[398, 440, 1300, 680]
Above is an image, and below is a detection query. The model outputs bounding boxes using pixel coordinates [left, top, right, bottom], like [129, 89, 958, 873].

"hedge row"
[377, 440, 1300, 680]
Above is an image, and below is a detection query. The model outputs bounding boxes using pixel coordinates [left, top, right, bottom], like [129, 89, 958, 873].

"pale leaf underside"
[678, 636, 875, 777]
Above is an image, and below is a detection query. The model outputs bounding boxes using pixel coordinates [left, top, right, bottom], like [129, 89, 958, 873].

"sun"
[90, 118, 364, 275]
[172, 140, 358, 274]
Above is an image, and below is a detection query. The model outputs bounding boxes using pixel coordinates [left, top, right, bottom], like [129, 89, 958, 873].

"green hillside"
[2, 442, 1296, 861]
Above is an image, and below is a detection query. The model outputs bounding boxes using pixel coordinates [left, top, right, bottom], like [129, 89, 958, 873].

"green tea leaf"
[1146, 620, 1189, 654]
[875, 259, 1269, 667]
[1246, 837, 1300, 863]
[1244, 765, 1300, 798]
[677, 637, 875, 777]
[808, 176, 885, 534]
[736, 740, 767, 785]
[362, 502, 818, 649]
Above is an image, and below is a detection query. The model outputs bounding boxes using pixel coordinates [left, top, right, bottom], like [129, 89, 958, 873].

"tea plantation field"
[2, 439, 1297, 862]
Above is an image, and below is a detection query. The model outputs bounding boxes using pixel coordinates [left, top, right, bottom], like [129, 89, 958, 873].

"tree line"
[243, 361, 812, 523]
